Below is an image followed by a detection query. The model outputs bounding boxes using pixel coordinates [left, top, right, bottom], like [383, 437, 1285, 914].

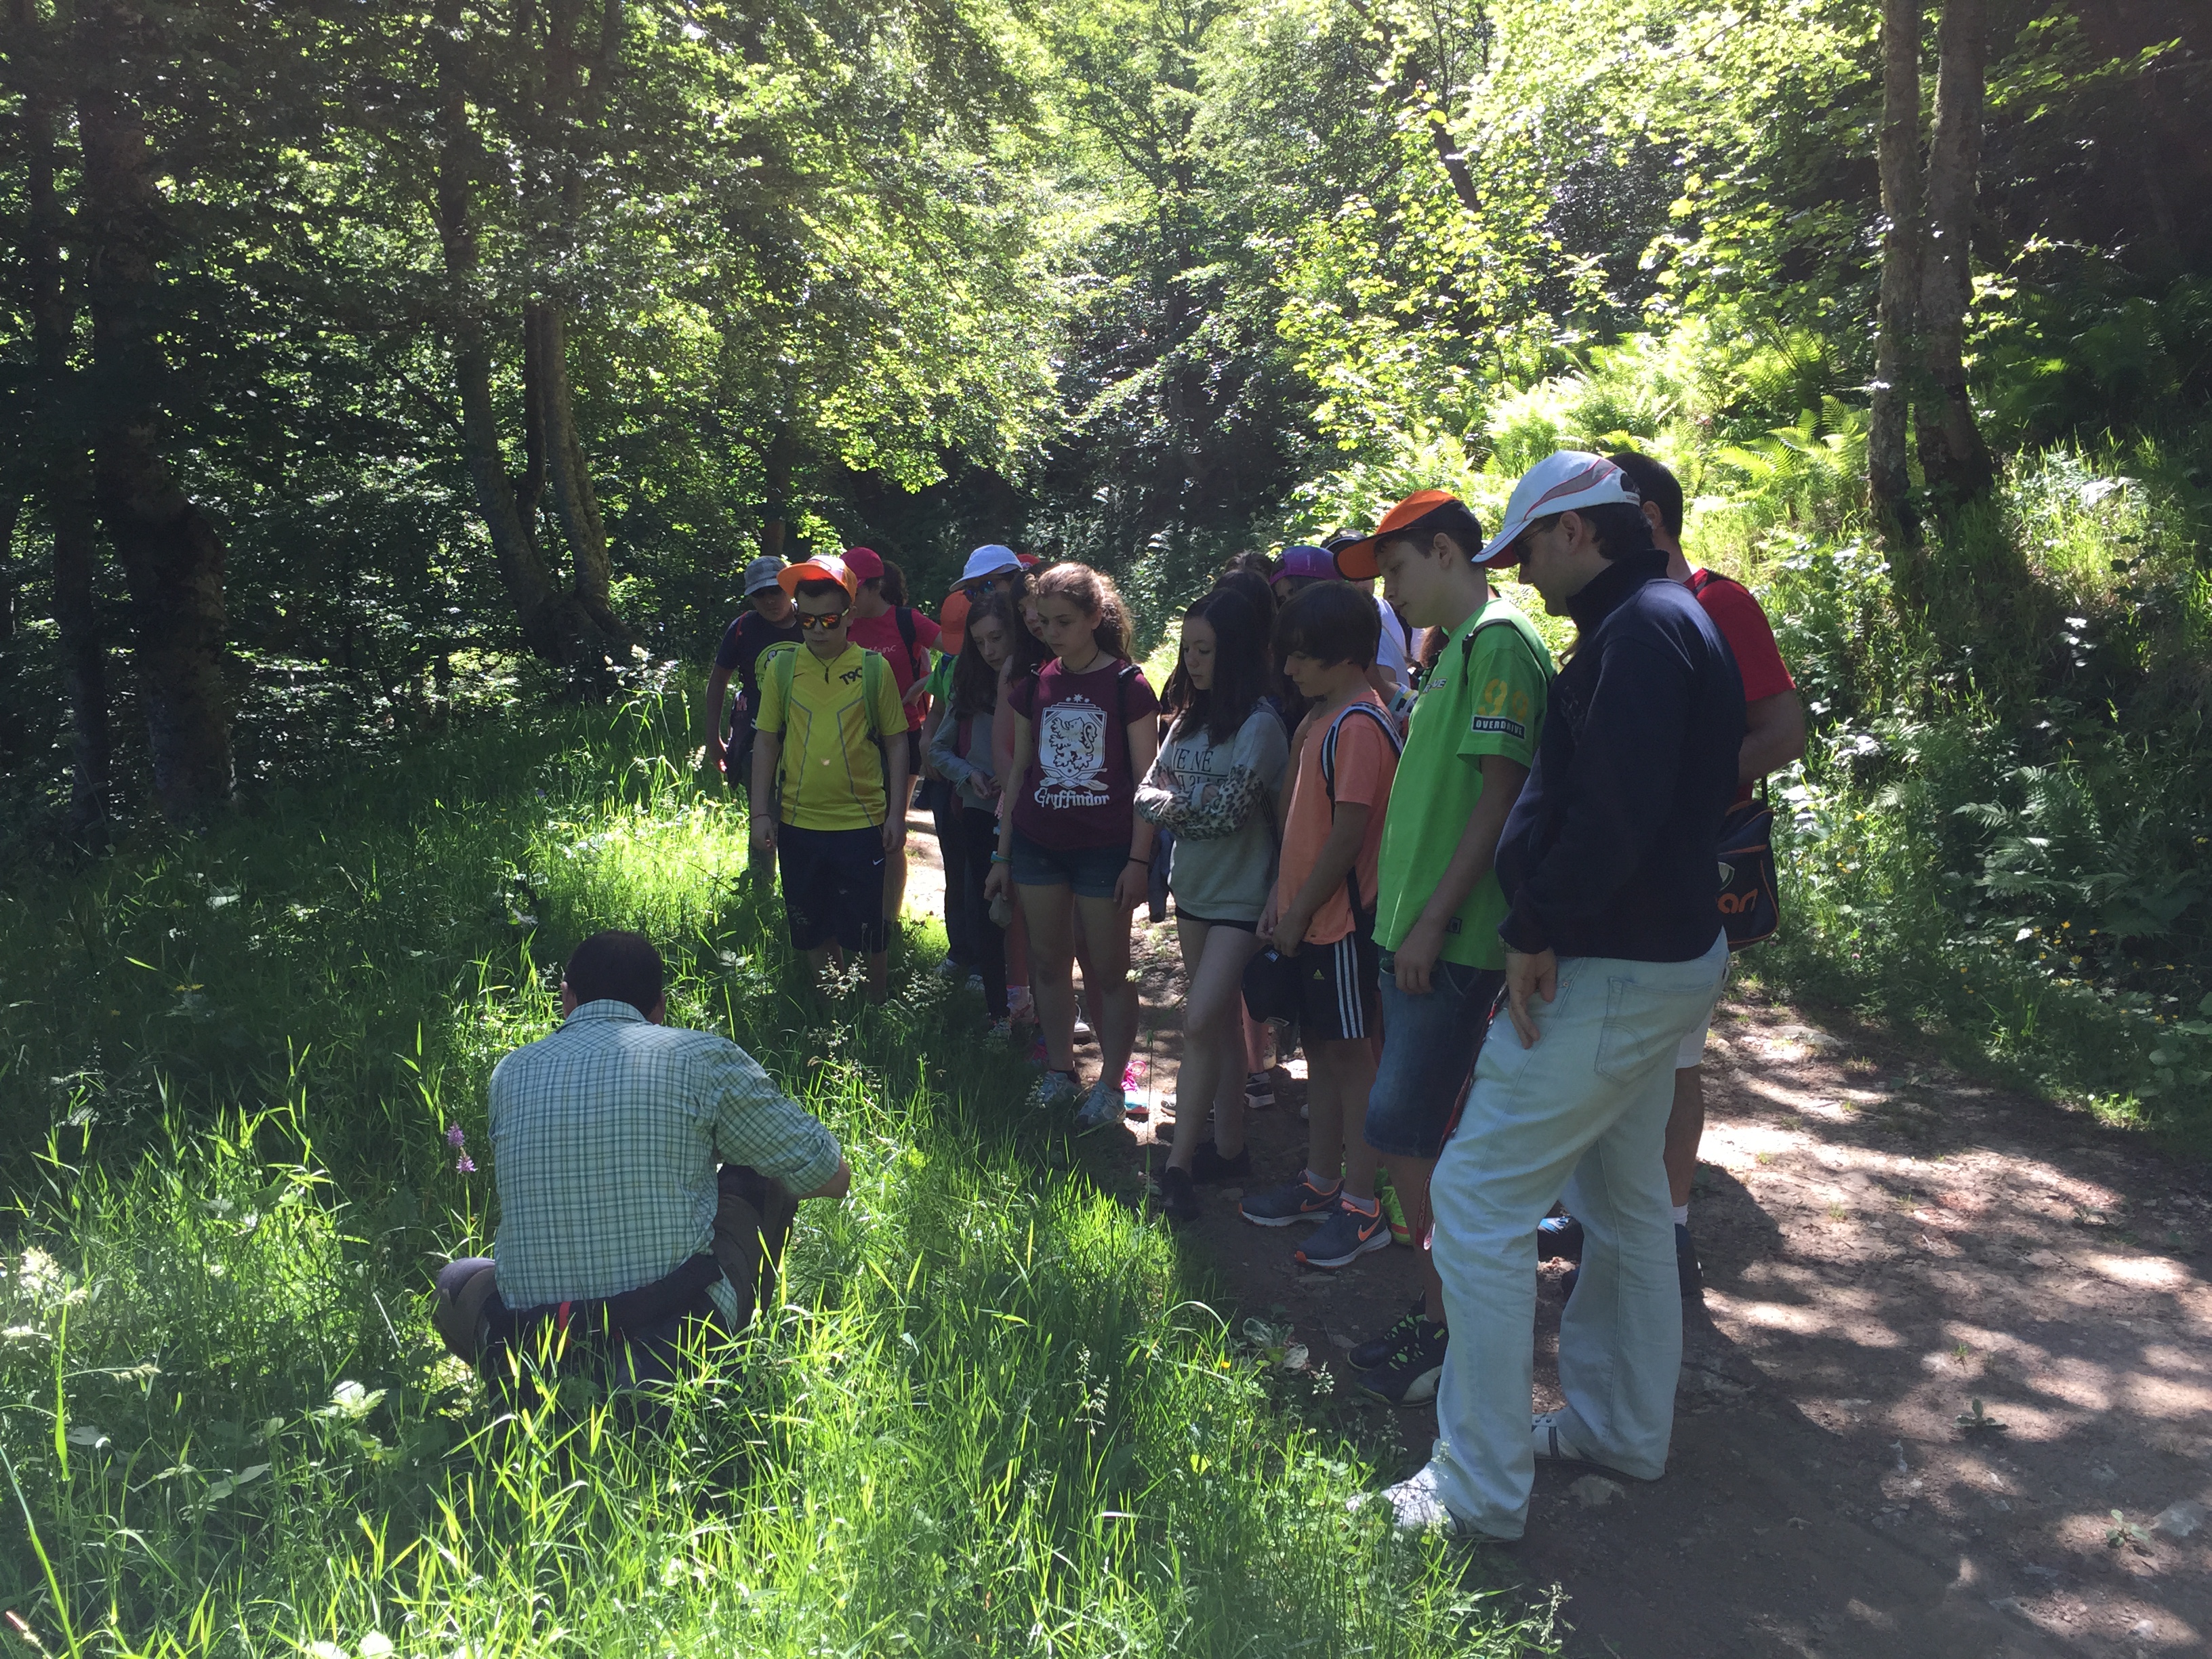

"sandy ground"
[899, 811, 2212, 1658]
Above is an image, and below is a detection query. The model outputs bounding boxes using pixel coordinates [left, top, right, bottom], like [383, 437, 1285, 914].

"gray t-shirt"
[928, 703, 998, 810]
[1155, 705, 1290, 922]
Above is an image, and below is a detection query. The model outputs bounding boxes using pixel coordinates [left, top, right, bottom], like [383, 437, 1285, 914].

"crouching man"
[432, 929, 849, 1391]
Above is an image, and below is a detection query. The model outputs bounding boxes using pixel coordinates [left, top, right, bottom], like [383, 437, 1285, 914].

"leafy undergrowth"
[0, 689, 1553, 1658]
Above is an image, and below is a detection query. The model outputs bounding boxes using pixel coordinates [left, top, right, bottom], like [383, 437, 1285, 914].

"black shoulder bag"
[1716, 783, 1780, 950]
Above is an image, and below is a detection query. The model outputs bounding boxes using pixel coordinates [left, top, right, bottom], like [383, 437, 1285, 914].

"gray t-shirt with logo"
[1152, 705, 1290, 923]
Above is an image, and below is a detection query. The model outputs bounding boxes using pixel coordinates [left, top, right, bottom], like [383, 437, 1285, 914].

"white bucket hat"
[1477, 452, 1643, 565]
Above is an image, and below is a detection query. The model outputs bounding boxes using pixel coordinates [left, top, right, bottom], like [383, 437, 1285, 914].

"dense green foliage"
[0, 691, 1557, 1655]
[4, 0, 2212, 1639]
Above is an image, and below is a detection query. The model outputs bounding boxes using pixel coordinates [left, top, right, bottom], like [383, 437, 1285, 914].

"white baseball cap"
[960, 544, 1023, 584]
[1477, 451, 1643, 565]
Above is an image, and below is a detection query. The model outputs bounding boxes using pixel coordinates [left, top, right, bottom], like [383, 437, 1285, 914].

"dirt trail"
[901, 815, 2212, 1656]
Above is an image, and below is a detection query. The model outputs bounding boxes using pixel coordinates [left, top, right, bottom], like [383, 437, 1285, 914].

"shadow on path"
[1084, 939, 2212, 1659]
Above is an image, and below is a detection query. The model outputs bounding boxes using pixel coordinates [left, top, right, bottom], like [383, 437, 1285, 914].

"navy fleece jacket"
[1495, 549, 1744, 963]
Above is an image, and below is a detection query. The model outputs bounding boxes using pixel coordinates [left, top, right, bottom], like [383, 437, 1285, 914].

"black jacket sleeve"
[1500, 634, 1690, 954]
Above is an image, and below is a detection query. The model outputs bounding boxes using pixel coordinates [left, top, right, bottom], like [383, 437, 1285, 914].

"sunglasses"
[796, 610, 849, 632]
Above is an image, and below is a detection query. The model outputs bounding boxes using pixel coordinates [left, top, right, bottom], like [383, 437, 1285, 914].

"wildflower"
[446, 1124, 466, 1149]
[455, 1153, 476, 1174]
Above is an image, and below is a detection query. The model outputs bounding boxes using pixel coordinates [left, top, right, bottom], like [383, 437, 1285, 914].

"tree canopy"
[3, 0, 2207, 829]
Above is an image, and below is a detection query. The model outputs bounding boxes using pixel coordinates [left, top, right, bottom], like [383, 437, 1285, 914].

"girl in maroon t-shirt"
[985, 565, 1158, 1129]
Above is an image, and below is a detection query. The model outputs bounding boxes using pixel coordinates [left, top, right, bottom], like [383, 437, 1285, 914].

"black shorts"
[1174, 907, 1257, 933]
[1292, 927, 1379, 1042]
[777, 823, 886, 954]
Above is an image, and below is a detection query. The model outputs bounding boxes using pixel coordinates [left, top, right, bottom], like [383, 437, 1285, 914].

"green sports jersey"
[1372, 594, 1553, 969]
[924, 649, 956, 702]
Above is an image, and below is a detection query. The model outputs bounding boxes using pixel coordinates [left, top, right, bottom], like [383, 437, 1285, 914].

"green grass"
[0, 684, 1554, 1657]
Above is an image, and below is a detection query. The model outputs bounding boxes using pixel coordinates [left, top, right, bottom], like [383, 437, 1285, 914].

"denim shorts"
[1009, 827, 1128, 900]
[1364, 954, 1507, 1159]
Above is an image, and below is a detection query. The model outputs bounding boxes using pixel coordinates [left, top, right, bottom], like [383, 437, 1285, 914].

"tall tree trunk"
[52, 487, 110, 835]
[533, 300, 630, 644]
[1869, 0, 1925, 584]
[431, 1, 596, 665]
[528, 0, 631, 650]
[77, 1, 231, 822]
[0, 497, 14, 642]
[0, 497, 18, 769]
[1917, 0, 1994, 506]
[758, 422, 796, 560]
[12, 0, 110, 831]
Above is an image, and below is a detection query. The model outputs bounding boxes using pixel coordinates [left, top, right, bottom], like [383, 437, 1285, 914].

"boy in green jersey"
[1328, 491, 1553, 1405]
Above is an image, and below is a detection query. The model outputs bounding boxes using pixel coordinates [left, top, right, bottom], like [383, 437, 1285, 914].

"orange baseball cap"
[937, 586, 972, 653]
[777, 554, 858, 599]
[1330, 491, 1491, 578]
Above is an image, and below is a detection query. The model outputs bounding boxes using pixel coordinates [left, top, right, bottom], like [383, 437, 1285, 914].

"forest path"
[901, 809, 2212, 1657]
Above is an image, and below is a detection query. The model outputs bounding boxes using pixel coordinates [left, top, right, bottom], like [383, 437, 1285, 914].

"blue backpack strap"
[1317, 701, 1401, 920]
[1319, 700, 1404, 802]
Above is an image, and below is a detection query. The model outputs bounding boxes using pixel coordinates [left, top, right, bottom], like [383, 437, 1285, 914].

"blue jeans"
[1366, 955, 1506, 1158]
[1421, 933, 1729, 1538]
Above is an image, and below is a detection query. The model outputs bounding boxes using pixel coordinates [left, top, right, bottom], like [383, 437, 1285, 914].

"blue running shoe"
[1239, 1174, 1340, 1227]
[1297, 1198, 1391, 1269]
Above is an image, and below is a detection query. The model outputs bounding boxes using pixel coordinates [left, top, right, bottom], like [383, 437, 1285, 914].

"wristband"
[990, 852, 1010, 865]
[1126, 855, 1151, 867]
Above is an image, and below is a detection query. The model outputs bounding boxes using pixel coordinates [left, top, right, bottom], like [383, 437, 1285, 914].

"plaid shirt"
[487, 1000, 841, 1322]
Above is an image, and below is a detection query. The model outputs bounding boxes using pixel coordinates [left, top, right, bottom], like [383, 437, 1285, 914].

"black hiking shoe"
[1355, 1316, 1449, 1406]
[1155, 1165, 1202, 1223]
[1349, 1296, 1427, 1371]
[1190, 1143, 1252, 1185]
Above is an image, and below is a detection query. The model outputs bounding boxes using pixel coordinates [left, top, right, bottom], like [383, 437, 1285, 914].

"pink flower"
[446, 1124, 466, 1149]
[455, 1153, 476, 1174]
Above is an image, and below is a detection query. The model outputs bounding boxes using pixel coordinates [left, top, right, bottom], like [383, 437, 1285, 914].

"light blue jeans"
[1421, 932, 1729, 1538]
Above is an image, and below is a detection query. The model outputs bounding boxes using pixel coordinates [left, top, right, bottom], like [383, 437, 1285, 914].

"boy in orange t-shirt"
[1240, 582, 1401, 1270]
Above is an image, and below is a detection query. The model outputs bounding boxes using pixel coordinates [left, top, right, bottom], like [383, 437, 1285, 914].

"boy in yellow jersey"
[749, 555, 910, 1000]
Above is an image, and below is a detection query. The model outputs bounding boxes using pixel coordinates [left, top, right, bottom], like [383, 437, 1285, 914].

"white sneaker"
[1350, 1464, 1510, 1540]
[1532, 1411, 1589, 1462]
[1073, 1018, 1094, 1042]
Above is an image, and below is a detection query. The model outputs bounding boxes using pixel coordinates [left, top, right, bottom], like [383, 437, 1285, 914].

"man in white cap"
[706, 555, 802, 805]
[1374, 451, 1743, 1541]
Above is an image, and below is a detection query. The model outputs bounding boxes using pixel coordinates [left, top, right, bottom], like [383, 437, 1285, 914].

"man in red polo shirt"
[1541, 453, 1807, 1297]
